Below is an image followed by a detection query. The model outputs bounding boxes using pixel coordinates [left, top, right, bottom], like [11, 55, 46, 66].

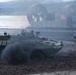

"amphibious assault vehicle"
[1, 30, 63, 64]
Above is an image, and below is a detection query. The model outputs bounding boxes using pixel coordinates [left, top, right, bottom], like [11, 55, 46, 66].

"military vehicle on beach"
[1, 30, 63, 64]
[0, 34, 10, 52]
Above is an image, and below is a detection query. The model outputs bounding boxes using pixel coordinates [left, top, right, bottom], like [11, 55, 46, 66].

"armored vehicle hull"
[1, 31, 63, 64]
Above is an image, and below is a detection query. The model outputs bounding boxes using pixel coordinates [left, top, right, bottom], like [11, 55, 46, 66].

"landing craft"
[26, 3, 76, 41]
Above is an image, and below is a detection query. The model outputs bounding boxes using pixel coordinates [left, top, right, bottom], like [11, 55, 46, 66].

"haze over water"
[0, 16, 30, 35]
[0, 16, 29, 29]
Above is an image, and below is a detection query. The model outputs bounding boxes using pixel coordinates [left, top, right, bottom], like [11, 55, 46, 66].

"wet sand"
[58, 41, 76, 56]
[29, 71, 76, 75]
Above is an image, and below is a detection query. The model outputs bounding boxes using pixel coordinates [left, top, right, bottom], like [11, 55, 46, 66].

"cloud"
[0, 0, 15, 2]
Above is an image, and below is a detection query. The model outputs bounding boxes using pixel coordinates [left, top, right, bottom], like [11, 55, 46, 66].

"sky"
[64, 0, 74, 1]
[0, 0, 74, 2]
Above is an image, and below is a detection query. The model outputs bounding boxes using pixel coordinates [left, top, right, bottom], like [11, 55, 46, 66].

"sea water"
[0, 28, 22, 35]
[0, 16, 29, 35]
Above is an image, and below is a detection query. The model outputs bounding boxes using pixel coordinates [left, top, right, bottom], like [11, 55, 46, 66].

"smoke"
[1, 41, 31, 65]
[1, 30, 38, 65]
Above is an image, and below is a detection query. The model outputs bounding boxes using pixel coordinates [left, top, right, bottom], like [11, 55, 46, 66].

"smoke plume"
[1, 30, 38, 65]
[1, 41, 31, 65]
